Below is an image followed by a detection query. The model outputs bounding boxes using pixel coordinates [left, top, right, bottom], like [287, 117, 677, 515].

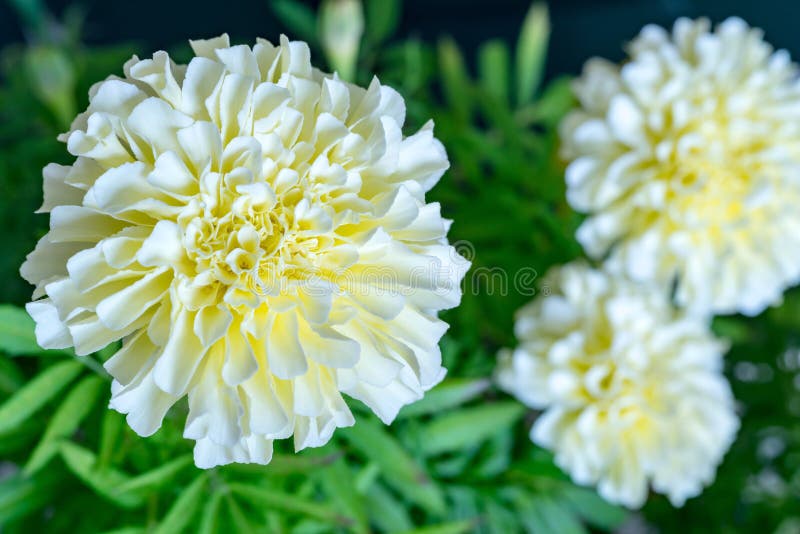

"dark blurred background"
[3, 0, 800, 80]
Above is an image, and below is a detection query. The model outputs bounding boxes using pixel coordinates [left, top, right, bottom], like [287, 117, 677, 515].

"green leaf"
[198, 491, 224, 534]
[0, 304, 44, 356]
[318, 458, 368, 533]
[363, 482, 413, 533]
[0, 355, 24, 395]
[516, 76, 574, 128]
[0, 359, 83, 434]
[397, 520, 478, 534]
[98, 409, 125, 468]
[478, 40, 510, 103]
[155, 474, 208, 534]
[397, 377, 490, 419]
[0, 418, 43, 455]
[522, 496, 586, 534]
[230, 483, 355, 528]
[271, 0, 319, 46]
[561, 486, 628, 530]
[59, 441, 142, 508]
[420, 401, 526, 456]
[25, 375, 105, 474]
[225, 493, 254, 532]
[0, 470, 59, 524]
[341, 418, 446, 515]
[438, 37, 472, 122]
[516, 2, 549, 106]
[401, 38, 426, 93]
[24, 46, 77, 128]
[365, 0, 400, 45]
[223, 451, 342, 476]
[114, 454, 193, 495]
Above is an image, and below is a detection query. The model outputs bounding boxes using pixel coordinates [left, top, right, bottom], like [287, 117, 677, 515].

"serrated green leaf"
[59, 441, 142, 508]
[155, 474, 208, 534]
[25, 375, 105, 474]
[0, 359, 83, 434]
[397, 377, 490, 419]
[341, 418, 446, 515]
[114, 454, 193, 494]
[0, 304, 45, 356]
[516, 2, 549, 105]
[271, 0, 319, 46]
[365, 0, 400, 45]
[420, 401, 526, 456]
[230, 483, 355, 528]
[479, 40, 510, 103]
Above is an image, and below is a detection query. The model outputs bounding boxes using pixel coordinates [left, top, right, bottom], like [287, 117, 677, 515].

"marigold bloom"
[561, 17, 800, 315]
[497, 263, 738, 508]
[22, 35, 468, 467]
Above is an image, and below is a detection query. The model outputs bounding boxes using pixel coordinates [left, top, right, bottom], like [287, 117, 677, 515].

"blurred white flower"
[22, 34, 469, 468]
[497, 263, 739, 508]
[561, 17, 800, 316]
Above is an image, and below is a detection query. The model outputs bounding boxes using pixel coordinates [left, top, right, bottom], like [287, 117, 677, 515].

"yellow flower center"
[174, 169, 332, 307]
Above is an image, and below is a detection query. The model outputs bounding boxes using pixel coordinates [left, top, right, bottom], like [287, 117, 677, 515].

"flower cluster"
[22, 34, 468, 468]
[497, 263, 739, 508]
[561, 17, 800, 316]
[498, 17, 800, 509]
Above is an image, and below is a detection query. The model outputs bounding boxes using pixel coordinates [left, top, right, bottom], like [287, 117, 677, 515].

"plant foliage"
[2, 1, 799, 532]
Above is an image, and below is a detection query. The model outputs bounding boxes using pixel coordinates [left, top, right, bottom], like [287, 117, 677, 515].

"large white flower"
[561, 17, 800, 316]
[21, 35, 469, 468]
[497, 263, 739, 508]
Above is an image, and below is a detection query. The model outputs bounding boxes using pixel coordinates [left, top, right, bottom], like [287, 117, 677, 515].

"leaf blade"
[25, 374, 105, 474]
[0, 359, 83, 434]
[516, 2, 550, 106]
[0, 304, 45, 356]
[155, 474, 208, 534]
[340, 418, 446, 515]
[420, 401, 526, 456]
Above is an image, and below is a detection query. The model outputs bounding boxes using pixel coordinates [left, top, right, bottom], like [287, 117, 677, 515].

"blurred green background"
[2, 0, 800, 532]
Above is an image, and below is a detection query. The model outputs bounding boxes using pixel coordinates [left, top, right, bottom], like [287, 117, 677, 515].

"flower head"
[497, 263, 738, 508]
[561, 17, 800, 315]
[22, 35, 469, 468]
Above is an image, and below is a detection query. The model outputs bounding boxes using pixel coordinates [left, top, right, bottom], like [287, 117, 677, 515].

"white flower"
[497, 263, 739, 508]
[561, 17, 800, 316]
[21, 34, 469, 468]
